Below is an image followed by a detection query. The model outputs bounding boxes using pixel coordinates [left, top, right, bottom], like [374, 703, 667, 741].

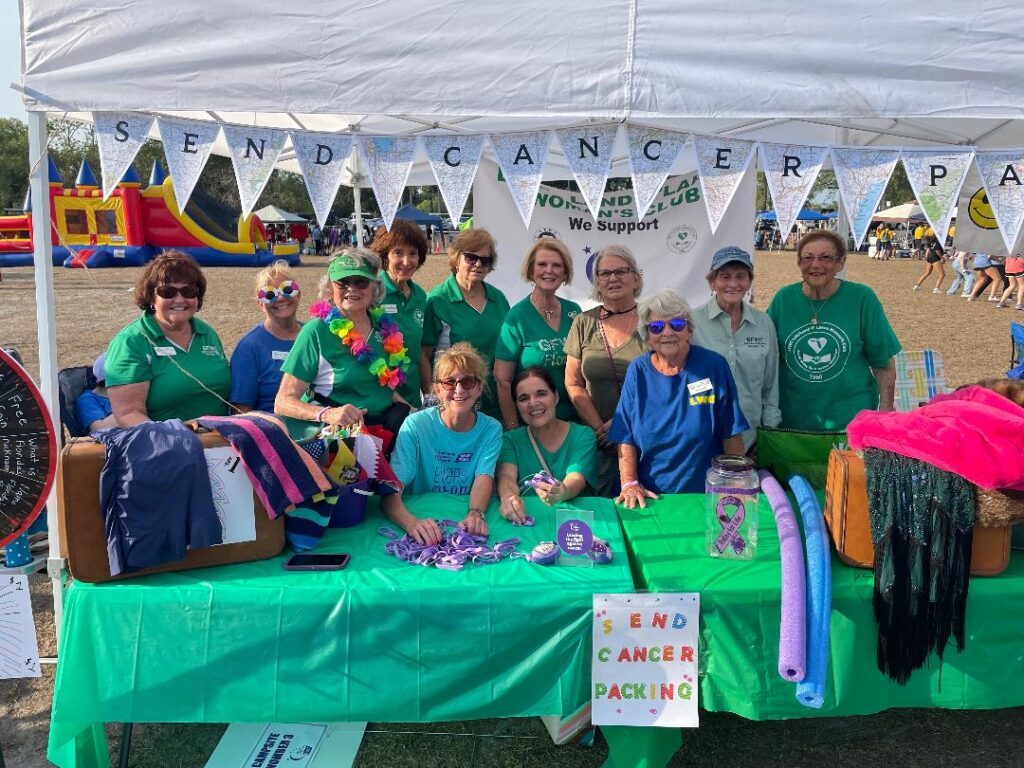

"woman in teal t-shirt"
[494, 238, 582, 430]
[496, 367, 597, 523]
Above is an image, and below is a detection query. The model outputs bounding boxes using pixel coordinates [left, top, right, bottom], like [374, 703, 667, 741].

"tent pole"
[351, 144, 364, 248]
[27, 110, 66, 638]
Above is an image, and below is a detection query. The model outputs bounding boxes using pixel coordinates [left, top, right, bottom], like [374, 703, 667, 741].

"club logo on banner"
[761, 143, 828, 239]
[156, 116, 222, 211]
[490, 131, 552, 227]
[356, 136, 418, 231]
[290, 132, 354, 229]
[626, 126, 689, 220]
[222, 125, 289, 218]
[974, 151, 1024, 254]
[901, 149, 974, 245]
[554, 124, 621, 220]
[422, 134, 486, 225]
[830, 148, 900, 250]
[592, 594, 700, 728]
[93, 112, 155, 199]
[694, 136, 758, 235]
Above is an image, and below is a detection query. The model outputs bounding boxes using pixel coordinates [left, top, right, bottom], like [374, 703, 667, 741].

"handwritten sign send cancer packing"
[592, 593, 700, 727]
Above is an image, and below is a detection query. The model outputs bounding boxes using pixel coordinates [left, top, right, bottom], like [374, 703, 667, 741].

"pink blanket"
[848, 386, 1024, 491]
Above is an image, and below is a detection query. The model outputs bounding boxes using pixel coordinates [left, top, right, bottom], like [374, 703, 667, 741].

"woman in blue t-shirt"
[229, 260, 303, 412]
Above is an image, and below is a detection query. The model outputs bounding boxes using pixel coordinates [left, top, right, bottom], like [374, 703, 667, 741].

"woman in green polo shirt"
[276, 248, 413, 435]
[105, 251, 231, 425]
[422, 228, 510, 420]
[497, 367, 597, 523]
[369, 220, 429, 408]
[494, 238, 582, 430]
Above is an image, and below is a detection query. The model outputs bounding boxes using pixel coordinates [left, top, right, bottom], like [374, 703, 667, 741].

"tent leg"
[118, 723, 133, 768]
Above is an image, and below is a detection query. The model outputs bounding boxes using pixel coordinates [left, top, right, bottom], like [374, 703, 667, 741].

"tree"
[0, 118, 29, 211]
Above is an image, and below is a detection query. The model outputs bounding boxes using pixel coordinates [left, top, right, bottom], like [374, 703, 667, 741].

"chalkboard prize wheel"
[0, 348, 58, 549]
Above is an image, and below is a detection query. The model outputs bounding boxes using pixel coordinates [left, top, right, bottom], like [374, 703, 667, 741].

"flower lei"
[309, 302, 410, 389]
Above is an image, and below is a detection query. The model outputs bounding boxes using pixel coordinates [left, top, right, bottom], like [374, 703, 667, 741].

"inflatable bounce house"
[0, 160, 300, 268]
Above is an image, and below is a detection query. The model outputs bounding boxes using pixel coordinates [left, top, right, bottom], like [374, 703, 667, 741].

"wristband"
[316, 406, 331, 423]
[468, 506, 485, 518]
[621, 480, 640, 490]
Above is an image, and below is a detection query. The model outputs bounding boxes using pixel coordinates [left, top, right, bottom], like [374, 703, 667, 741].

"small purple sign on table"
[555, 509, 595, 567]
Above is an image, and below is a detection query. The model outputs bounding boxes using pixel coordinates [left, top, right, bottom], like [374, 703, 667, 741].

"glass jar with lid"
[705, 454, 759, 561]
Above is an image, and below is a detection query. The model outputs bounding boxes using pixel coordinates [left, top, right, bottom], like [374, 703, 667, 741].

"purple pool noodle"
[789, 473, 832, 709]
[759, 470, 807, 683]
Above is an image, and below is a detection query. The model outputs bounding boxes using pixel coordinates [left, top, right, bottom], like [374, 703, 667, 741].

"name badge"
[383, 303, 399, 314]
[687, 378, 713, 396]
[271, 350, 289, 361]
[153, 346, 177, 357]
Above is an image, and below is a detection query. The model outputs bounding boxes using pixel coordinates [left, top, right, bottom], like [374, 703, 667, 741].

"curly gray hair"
[590, 244, 644, 301]
[636, 290, 694, 343]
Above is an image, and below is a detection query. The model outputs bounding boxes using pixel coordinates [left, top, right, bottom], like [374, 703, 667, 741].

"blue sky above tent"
[148, 161, 167, 186]
[75, 159, 98, 187]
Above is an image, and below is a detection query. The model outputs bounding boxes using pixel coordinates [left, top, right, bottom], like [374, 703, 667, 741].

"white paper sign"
[205, 446, 257, 545]
[592, 593, 700, 728]
[554, 124, 620, 219]
[93, 111, 155, 199]
[0, 575, 41, 680]
[157, 116, 221, 211]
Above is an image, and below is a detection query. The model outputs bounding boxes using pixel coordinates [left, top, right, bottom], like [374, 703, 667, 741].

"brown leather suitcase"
[824, 449, 1012, 576]
[58, 433, 285, 583]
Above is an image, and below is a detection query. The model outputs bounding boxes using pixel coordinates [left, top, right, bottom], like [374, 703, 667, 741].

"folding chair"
[894, 349, 948, 411]
[1009, 322, 1024, 380]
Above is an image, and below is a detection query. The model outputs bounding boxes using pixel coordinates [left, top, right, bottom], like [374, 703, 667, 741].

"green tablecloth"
[47, 495, 633, 768]
[607, 494, 1024, 765]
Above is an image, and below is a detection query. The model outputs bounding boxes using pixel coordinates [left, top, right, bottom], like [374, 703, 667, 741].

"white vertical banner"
[93, 111, 155, 199]
[830, 147, 900, 250]
[553, 124, 620, 219]
[901, 149, 975, 245]
[290, 132, 354, 228]
[760, 143, 829, 240]
[422, 134, 486, 225]
[592, 593, 700, 728]
[489, 130, 552, 227]
[156, 116, 221, 210]
[626, 126, 689, 219]
[222, 125, 289, 218]
[356, 136, 418, 231]
[694, 136, 758, 234]
[973, 150, 1024, 254]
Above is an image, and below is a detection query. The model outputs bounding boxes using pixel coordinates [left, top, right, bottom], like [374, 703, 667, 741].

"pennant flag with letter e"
[694, 136, 757, 234]
[490, 131, 551, 227]
[761, 143, 829, 240]
[223, 125, 289, 218]
[422, 134, 485, 225]
[831, 147, 900, 250]
[93, 112, 155, 199]
[356, 136, 418, 231]
[291, 132, 354, 229]
[901, 149, 975, 245]
[627, 126, 689, 219]
[973, 150, 1024, 254]
[554, 124, 620, 219]
[156, 116, 221, 211]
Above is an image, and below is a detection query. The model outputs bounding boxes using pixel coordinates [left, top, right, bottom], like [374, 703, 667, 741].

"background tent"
[394, 205, 443, 226]
[253, 205, 307, 224]
[757, 209, 836, 222]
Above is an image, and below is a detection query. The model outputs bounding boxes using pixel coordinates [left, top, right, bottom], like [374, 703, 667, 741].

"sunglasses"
[436, 376, 482, 392]
[333, 277, 372, 290]
[155, 284, 201, 300]
[462, 252, 494, 269]
[646, 317, 688, 335]
[257, 280, 300, 304]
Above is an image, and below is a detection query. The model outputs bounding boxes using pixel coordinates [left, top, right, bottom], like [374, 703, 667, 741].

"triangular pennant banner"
[694, 136, 758, 234]
[626, 126, 689, 219]
[553, 124, 620, 219]
[831, 147, 900, 250]
[760, 143, 829, 239]
[93, 112, 155, 199]
[901, 149, 975, 245]
[356, 136, 418, 231]
[490, 131, 551, 227]
[156, 116, 221, 211]
[422, 134, 485, 225]
[222, 125, 289, 218]
[974, 150, 1024, 254]
[291, 132, 354, 229]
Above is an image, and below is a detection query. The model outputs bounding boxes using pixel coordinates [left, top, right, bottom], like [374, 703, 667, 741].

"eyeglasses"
[257, 280, 300, 304]
[799, 254, 838, 265]
[595, 267, 635, 281]
[646, 317, 688, 335]
[333, 277, 372, 290]
[462, 252, 494, 269]
[155, 284, 201, 300]
[436, 376, 482, 391]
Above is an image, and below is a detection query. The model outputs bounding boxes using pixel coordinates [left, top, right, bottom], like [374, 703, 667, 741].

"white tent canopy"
[253, 205, 307, 224]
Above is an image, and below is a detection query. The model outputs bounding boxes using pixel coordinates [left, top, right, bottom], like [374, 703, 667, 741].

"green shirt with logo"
[105, 312, 231, 422]
[498, 423, 598, 494]
[380, 272, 427, 407]
[767, 281, 901, 431]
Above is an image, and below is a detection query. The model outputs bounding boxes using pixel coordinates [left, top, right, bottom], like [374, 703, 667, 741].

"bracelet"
[621, 480, 640, 490]
[315, 406, 331, 423]
[468, 506, 485, 518]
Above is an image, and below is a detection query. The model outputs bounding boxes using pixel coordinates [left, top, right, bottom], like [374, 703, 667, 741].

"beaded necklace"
[310, 303, 410, 389]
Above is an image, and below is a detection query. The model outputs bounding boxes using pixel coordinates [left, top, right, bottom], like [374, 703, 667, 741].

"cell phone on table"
[283, 552, 351, 571]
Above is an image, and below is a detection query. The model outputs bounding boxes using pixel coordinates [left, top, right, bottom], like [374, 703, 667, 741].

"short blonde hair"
[590, 244, 644, 301]
[433, 342, 489, 384]
[522, 238, 573, 285]
[253, 259, 295, 293]
[447, 228, 498, 274]
[636, 290, 693, 343]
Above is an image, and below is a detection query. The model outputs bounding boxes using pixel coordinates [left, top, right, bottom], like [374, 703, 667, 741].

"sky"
[2, 3, 24, 120]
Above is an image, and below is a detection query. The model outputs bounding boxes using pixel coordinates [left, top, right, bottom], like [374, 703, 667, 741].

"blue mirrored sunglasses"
[646, 317, 688, 335]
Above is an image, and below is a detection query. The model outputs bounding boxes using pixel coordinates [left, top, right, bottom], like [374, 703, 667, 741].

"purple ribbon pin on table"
[714, 495, 746, 555]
